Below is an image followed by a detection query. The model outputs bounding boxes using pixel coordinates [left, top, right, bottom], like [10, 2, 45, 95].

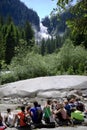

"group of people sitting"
[0, 97, 87, 130]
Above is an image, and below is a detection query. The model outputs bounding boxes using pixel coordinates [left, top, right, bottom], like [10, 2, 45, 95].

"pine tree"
[5, 22, 18, 64]
[24, 21, 34, 47]
[40, 38, 46, 55]
[0, 32, 5, 64]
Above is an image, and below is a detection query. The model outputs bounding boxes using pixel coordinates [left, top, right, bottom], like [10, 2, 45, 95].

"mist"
[34, 23, 51, 42]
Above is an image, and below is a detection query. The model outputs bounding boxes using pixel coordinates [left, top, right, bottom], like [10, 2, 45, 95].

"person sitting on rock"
[30, 101, 43, 126]
[13, 106, 31, 130]
[4, 108, 14, 127]
[51, 99, 58, 111]
[68, 98, 76, 109]
[43, 99, 54, 124]
[75, 98, 85, 112]
[53, 103, 69, 126]
[25, 105, 32, 125]
[71, 107, 84, 125]
[64, 99, 71, 117]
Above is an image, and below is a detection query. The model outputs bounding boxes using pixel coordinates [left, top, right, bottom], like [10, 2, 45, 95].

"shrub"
[0, 72, 18, 84]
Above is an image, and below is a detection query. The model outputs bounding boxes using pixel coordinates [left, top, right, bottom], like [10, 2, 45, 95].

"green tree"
[58, 39, 74, 71]
[15, 39, 30, 58]
[6, 16, 13, 25]
[5, 22, 18, 64]
[0, 32, 5, 68]
[56, 0, 87, 47]
[45, 38, 52, 54]
[0, 16, 4, 28]
[40, 38, 46, 55]
[71, 45, 87, 74]
[69, 0, 87, 47]
[24, 21, 35, 47]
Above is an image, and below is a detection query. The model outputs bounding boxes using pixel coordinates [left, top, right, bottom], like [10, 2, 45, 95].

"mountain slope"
[0, 0, 40, 30]
[42, 10, 74, 35]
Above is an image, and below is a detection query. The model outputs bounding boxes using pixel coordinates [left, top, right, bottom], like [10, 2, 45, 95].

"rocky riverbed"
[0, 75, 87, 111]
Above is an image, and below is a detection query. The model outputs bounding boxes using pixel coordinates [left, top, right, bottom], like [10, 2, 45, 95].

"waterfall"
[34, 23, 51, 42]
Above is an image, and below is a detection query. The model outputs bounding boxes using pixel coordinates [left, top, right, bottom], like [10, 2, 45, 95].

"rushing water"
[34, 23, 51, 42]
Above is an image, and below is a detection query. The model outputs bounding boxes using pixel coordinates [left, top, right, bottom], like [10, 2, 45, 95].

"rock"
[82, 94, 87, 98]
[5, 126, 87, 130]
[37, 90, 68, 99]
[0, 75, 87, 98]
[37, 90, 61, 98]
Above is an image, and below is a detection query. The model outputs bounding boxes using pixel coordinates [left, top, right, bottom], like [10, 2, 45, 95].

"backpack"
[35, 107, 43, 123]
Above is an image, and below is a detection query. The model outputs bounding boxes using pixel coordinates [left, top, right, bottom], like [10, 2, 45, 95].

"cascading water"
[34, 23, 51, 42]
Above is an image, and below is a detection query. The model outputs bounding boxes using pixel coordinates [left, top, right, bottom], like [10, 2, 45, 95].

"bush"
[0, 39, 87, 84]
[55, 39, 87, 75]
[9, 52, 48, 80]
[71, 46, 87, 74]
[0, 72, 18, 84]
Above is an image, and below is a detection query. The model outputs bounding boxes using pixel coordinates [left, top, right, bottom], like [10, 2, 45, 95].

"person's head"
[75, 98, 81, 102]
[69, 98, 75, 103]
[21, 106, 25, 112]
[33, 101, 38, 107]
[7, 108, 11, 113]
[47, 99, 52, 105]
[26, 105, 31, 111]
[52, 99, 58, 104]
[59, 103, 64, 109]
[64, 99, 68, 105]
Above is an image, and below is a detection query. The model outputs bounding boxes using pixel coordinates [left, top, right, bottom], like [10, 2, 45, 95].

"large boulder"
[0, 75, 87, 98]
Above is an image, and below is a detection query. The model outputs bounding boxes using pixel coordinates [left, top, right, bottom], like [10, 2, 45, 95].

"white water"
[34, 23, 51, 42]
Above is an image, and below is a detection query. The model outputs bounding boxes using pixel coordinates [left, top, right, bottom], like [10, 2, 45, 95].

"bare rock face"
[37, 90, 62, 98]
[0, 75, 87, 99]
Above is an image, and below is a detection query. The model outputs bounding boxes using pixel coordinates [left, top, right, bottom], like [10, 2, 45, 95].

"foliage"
[0, 0, 87, 85]
[0, 72, 18, 84]
[56, 39, 74, 71]
[24, 21, 35, 47]
[8, 52, 47, 81]
[0, 39, 87, 84]
[14, 39, 30, 59]
[56, 0, 87, 48]
[71, 45, 87, 74]
[0, 16, 35, 67]
[43, 54, 58, 75]
[40, 35, 62, 55]
[5, 22, 18, 64]
[0, 32, 5, 66]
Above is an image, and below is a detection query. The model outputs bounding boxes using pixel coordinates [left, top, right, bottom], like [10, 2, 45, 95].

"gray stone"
[0, 75, 87, 98]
